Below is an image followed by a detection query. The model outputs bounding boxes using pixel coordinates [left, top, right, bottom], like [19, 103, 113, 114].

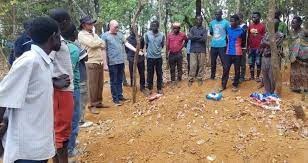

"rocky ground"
[0, 54, 307, 163]
[76, 62, 308, 163]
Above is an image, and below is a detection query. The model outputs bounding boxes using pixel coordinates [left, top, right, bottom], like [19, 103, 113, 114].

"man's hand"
[138, 51, 144, 56]
[104, 64, 109, 71]
[0, 118, 8, 156]
[53, 74, 70, 89]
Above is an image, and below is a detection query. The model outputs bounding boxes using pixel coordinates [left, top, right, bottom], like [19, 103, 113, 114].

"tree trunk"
[196, 0, 202, 16]
[131, 0, 146, 103]
[268, 0, 282, 96]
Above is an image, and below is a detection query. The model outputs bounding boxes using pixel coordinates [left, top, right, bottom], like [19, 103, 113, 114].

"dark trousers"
[187, 53, 190, 74]
[240, 49, 247, 79]
[211, 47, 226, 79]
[128, 60, 145, 90]
[109, 63, 124, 102]
[147, 58, 163, 91]
[222, 55, 241, 88]
[169, 53, 183, 81]
[248, 48, 262, 78]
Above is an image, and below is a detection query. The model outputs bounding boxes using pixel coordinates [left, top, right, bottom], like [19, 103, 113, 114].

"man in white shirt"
[0, 16, 61, 163]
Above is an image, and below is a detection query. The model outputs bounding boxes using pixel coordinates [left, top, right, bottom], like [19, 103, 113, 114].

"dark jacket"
[125, 33, 145, 63]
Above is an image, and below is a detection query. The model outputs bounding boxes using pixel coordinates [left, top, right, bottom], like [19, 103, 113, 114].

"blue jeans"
[109, 63, 124, 103]
[68, 89, 81, 153]
[248, 48, 262, 78]
[79, 82, 88, 123]
[15, 160, 47, 163]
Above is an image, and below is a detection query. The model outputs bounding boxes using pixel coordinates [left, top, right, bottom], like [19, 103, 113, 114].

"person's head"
[109, 20, 119, 34]
[275, 10, 282, 19]
[252, 12, 261, 24]
[49, 8, 71, 32]
[80, 16, 96, 33]
[150, 20, 160, 33]
[274, 18, 280, 32]
[230, 14, 240, 28]
[172, 22, 181, 34]
[29, 16, 61, 52]
[291, 16, 302, 31]
[62, 23, 78, 42]
[23, 19, 33, 35]
[196, 15, 203, 26]
[215, 9, 223, 21]
[238, 13, 244, 23]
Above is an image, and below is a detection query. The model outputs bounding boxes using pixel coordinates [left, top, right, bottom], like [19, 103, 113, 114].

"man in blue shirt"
[209, 9, 230, 79]
[9, 20, 33, 65]
[144, 20, 165, 95]
[221, 14, 246, 92]
[101, 20, 139, 105]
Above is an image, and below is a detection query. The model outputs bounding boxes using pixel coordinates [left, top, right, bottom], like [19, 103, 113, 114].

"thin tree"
[196, 0, 202, 16]
[268, 0, 282, 96]
[131, 0, 146, 103]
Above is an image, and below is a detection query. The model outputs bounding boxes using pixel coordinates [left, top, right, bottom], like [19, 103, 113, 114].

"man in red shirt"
[166, 22, 188, 86]
[248, 12, 266, 82]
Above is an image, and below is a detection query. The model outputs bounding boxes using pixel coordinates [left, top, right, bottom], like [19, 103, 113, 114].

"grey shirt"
[144, 31, 165, 58]
[189, 26, 207, 53]
[101, 32, 126, 65]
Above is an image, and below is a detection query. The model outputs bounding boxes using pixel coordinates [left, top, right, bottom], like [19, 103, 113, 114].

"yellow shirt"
[78, 30, 106, 64]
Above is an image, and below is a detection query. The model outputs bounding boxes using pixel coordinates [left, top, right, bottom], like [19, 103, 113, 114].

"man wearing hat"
[166, 22, 188, 87]
[78, 15, 109, 114]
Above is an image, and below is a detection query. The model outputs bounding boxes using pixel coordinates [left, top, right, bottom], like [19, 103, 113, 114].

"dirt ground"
[76, 62, 308, 163]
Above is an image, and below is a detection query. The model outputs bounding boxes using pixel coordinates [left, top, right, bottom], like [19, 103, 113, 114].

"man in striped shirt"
[0, 16, 61, 163]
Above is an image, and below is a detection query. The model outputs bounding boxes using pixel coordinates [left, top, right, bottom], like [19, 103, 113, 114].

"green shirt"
[66, 41, 80, 90]
[278, 22, 288, 36]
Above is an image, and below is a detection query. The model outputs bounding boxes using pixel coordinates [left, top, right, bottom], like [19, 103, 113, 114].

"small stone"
[207, 154, 216, 161]
[167, 151, 175, 155]
[196, 139, 205, 145]
[190, 149, 196, 154]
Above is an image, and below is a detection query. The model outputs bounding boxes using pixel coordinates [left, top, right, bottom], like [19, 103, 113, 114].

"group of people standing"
[0, 7, 306, 163]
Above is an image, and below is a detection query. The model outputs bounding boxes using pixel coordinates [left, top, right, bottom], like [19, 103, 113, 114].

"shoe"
[80, 121, 93, 128]
[198, 80, 203, 86]
[255, 77, 261, 83]
[218, 86, 226, 92]
[141, 88, 150, 96]
[239, 78, 245, 83]
[258, 83, 264, 89]
[96, 103, 110, 108]
[232, 86, 239, 92]
[119, 97, 129, 102]
[188, 81, 193, 87]
[68, 148, 79, 157]
[249, 76, 255, 80]
[123, 82, 129, 87]
[114, 101, 122, 106]
[171, 81, 177, 88]
[88, 107, 99, 114]
[157, 90, 164, 95]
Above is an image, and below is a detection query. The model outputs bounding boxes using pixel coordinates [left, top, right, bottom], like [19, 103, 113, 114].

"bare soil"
[76, 63, 308, 163]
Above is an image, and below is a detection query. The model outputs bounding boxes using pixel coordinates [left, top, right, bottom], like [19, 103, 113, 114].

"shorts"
[54, 89, 74, 149]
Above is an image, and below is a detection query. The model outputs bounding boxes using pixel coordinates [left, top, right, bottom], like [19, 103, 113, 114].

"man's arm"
[209, 22, 213, 36]
[78, 32, 103, 49]
[161, 35, 165, 48]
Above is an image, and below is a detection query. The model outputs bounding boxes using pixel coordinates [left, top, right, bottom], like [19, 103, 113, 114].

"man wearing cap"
[78, 15, 109, 114]
[166, 22, 188, 87]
